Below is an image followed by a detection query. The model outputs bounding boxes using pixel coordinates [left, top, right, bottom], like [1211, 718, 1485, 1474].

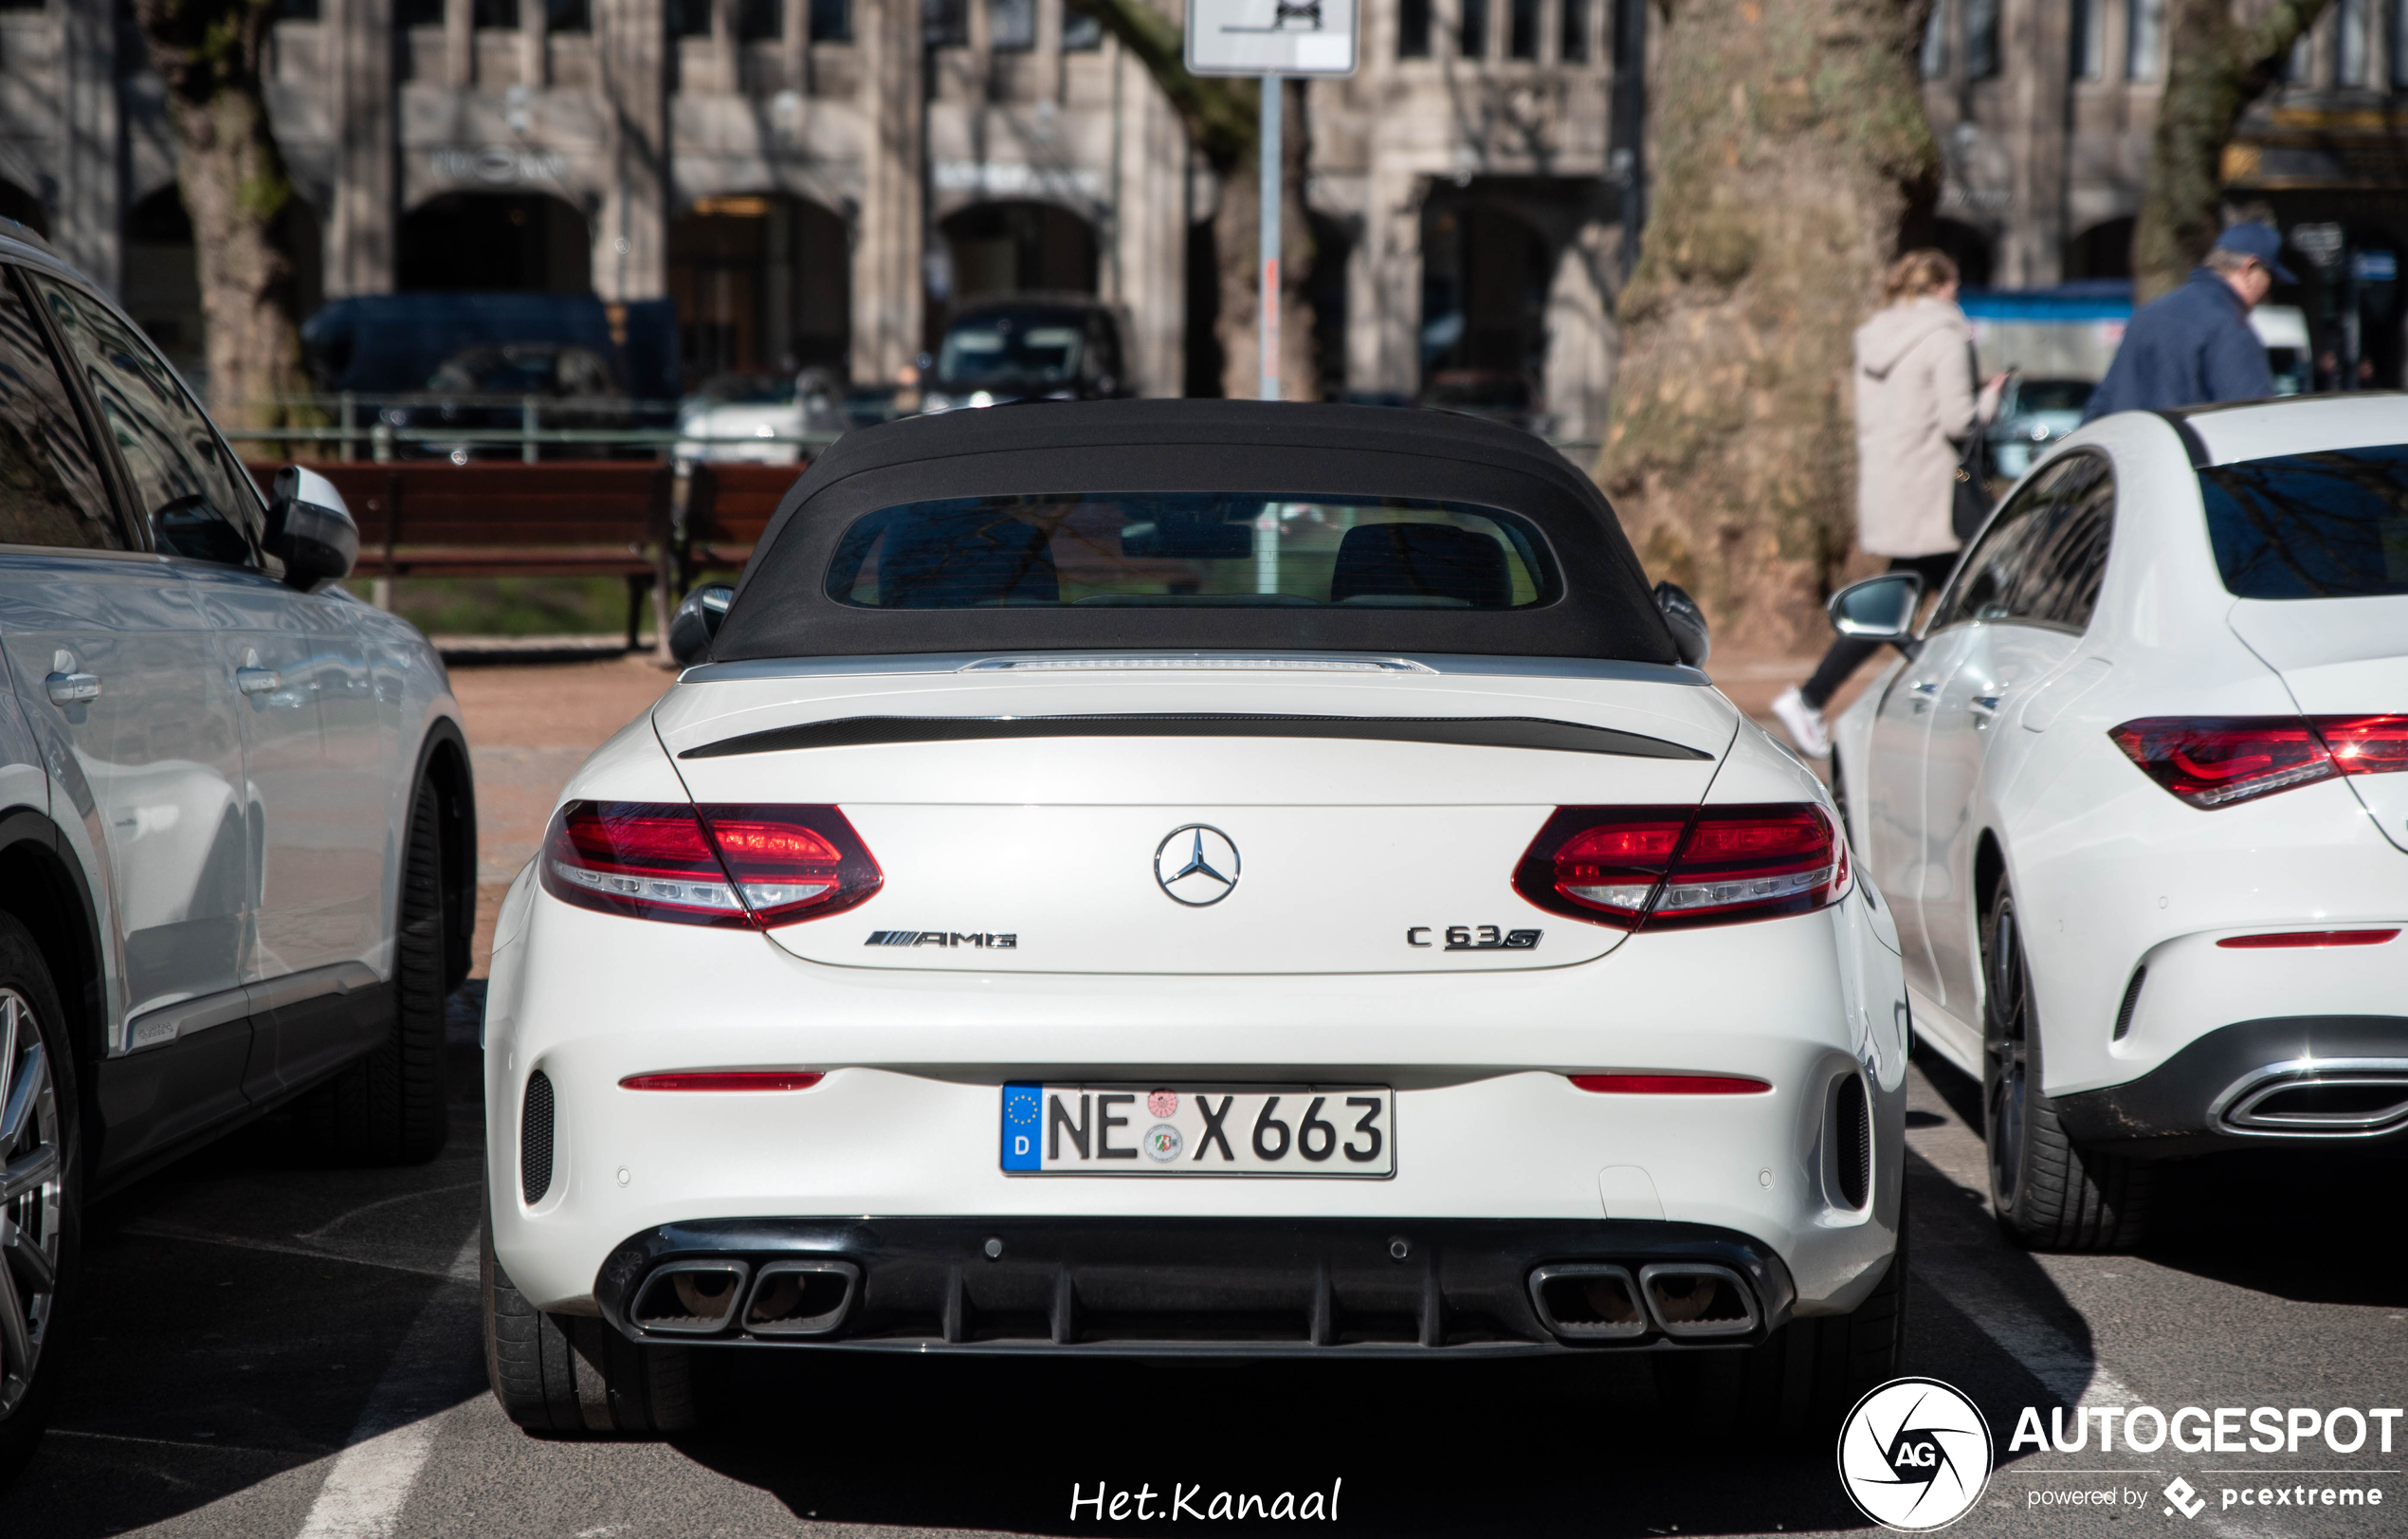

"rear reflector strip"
[1568, 1073, 1772, 1094]
[2216, 929, 2399, 949]
[620, 1071, 827, 1091]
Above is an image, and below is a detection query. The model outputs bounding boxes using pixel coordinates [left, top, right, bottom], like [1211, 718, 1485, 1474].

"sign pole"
[1258, 72, 1282, 401]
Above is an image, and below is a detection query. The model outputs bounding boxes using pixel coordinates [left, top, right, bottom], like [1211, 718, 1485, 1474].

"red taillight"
[540, 801, 881, 927]
[620, 1071, 826, 1090]
[2109, 715, 2408, 809]
[1568, 1073, 1771, 1094]
[2216, 929, 2399, 949]
[1513, 803, 1846, 930]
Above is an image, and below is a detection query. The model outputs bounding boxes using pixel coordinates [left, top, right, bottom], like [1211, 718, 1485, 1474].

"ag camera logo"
[1838, 1377, 1995, 1531]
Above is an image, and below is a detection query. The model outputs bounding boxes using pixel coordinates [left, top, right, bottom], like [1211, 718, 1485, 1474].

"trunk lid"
[653, 664, 1734, 973]
[2230, 595, 2408, 853]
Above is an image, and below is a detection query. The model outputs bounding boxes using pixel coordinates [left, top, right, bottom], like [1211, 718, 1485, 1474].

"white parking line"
[295, 1234, 482, 1539]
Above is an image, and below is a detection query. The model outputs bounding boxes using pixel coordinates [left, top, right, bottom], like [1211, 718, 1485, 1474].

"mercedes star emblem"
[1154, 825, 1240, 907]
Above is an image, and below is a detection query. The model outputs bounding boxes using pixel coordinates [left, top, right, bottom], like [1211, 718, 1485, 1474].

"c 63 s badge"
[1408, 926, 1541, 951]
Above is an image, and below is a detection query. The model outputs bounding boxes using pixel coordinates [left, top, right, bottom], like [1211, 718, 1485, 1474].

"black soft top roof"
[710, 399, 1680, 665]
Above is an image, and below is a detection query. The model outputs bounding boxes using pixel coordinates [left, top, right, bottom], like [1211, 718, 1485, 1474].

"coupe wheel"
[0, 913, 80, 1486]
[1980, 888, 2150, 1252]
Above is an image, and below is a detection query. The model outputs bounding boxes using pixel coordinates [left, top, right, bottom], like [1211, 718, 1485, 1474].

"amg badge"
[866, 931, 1018, 948]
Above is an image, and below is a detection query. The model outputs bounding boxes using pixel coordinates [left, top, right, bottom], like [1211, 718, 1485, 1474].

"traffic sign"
[1185, 0, 1359, 76]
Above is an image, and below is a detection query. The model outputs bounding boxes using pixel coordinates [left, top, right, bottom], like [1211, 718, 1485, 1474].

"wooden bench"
[678, 461, 802, 592]
[250, 461, 675, 647]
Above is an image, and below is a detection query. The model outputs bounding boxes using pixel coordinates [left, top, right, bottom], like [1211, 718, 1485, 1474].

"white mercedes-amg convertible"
[479, 401, 1908, 1438]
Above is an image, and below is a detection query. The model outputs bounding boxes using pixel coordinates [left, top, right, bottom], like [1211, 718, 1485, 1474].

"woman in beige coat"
[1774, 249, 2002, 758]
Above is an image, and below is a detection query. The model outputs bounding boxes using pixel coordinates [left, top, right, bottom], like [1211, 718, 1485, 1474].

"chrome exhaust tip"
[2214, 1061, 2408, 1137]
[1526, 1264, 1648, 1340]
[1637, 1263, 1759, 1338]
[629, 1259, 752, 1335]
[741, 1259, 860, 1337]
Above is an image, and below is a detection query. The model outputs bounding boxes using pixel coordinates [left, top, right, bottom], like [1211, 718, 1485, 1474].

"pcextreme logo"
[1838, 1378, 1997, 1532]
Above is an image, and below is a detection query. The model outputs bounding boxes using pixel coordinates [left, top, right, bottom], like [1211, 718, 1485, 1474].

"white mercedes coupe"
[1830, 393, 2408, 1253]
[481, 401, 1908, 1438]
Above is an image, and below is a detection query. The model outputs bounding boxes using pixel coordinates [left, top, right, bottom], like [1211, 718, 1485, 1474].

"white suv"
[0, 228, 474, 1478]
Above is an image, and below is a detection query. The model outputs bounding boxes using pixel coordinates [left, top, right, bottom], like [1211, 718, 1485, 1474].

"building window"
[2394, 0, 2408, 85]
[1964, 0, 1998, 77]
[276, 0, 322, 18]
[991, 0, 1034, 50]
[546, 0, 592, 32]
[2285, 26, 2312, 82]
[2071, 0, 2103, 78]
[811, 0, 849, 39]
[2125, 0, 2163, 81]
[1399, 0, 1432, 57]
[1459, 0, 1489, 59]
[397, 0, 444, 26]
[736, 0, 780, 39]
[2339, 0, 2370, 82]
[669, 0, 713, 37]
[924, 0, 969, 46]
[1507, 0, 1538, 58]
[1559, 0, 1587, 62]
[1920, 0, 1948, 79]
[1063, 1, 1102, 49]
[472, 0, 518, 26]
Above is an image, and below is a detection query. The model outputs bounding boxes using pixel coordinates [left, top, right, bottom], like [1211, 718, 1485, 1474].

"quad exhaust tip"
[629, 1260, 753, 1335]
[1527, 1261, 1760, 1342]
[742, 1259, 861, 1336]
[1638, 1263, 1759, 1338]
[1527, 1264, 1648, 1339]
[2215, 1062, 2408, 1137]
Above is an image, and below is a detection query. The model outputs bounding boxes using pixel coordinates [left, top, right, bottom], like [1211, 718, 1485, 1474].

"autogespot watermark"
[1068, 1479, 1342, 1523]
[1994, 1400, 2399, 1523]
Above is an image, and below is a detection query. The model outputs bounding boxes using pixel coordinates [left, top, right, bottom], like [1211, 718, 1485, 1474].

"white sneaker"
[1772, 687, 1833, 759]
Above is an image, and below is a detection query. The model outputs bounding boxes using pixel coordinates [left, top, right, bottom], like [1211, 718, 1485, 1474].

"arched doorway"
[1925, 216, 1995, 288]
[397, 192, 592, 292]
[123, 187, 204, 380]
[2064, 217, 2135, 281]
[931, 201, 1099, 346]
[1418, 196, 1552, 419]
[0, 179, 46, 238]
[667, 192, 850, 383]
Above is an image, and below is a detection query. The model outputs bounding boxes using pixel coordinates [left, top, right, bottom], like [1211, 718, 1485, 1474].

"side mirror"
[1828, 572, 1924, 644]
[1653, 580, 1710, 667]
[667, 582, 735, 666]
[266, 465, 358, 590]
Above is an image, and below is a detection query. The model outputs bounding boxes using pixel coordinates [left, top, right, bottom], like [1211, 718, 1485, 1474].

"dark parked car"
[380, 341, 641, 460]
[920, 293, 1135, 412]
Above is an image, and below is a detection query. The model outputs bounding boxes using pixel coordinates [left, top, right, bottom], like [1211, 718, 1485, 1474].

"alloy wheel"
[1982, 899, 2031, 1215]
[0, 988, 62, 1420]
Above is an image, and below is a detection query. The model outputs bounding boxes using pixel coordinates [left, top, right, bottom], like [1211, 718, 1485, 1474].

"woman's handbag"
[1950, 347, 1993, 541]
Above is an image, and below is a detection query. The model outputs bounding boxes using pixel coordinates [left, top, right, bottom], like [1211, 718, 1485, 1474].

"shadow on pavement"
[2143, 1148, 2408, 1308]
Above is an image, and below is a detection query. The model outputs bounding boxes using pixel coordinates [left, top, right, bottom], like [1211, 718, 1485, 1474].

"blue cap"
[2212, 223, 2299, 285]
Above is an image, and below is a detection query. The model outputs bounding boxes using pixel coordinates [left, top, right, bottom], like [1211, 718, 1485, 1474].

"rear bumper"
[2054, 1016, 2408, 1156]
[593, 1216, 1798, 1358]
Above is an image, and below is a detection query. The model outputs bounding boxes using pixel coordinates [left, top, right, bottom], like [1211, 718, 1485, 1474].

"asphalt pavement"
[0, 983, 2398, 1539]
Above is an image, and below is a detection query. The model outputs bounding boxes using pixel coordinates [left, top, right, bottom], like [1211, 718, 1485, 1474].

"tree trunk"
[2131, 0, 2331, 303]
[128, 0, 317, 437]
[1211, 78, 1320, 400]
[1596, 0, 1939, 655]
[1068, 0, 1317, 396]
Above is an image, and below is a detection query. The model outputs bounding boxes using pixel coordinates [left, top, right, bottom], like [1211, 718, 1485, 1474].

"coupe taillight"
[2109, 715, 2408, 809]
[1513, 803, 1847, 930]
[539, 800, 881, 927]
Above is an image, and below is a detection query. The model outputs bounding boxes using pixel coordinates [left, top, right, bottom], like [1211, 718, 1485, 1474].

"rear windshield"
[935, 311, 1085, 391]
[2200, 445, 2408, 599]
[827, 494, 1555, 610]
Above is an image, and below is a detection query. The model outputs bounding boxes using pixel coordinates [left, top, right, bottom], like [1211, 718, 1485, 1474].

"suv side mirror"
[1652, 580, 1710, 667]
[266, 465, 359, 590]
[1828, 572, 1924, 646]
[668, 582, 735, 666]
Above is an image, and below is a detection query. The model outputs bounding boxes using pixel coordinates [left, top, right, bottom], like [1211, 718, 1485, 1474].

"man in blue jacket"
[2081, 223, 2295, 421]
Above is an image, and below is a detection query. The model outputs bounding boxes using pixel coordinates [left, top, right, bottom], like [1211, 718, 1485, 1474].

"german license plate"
[1000, 1085, 1395, 1177]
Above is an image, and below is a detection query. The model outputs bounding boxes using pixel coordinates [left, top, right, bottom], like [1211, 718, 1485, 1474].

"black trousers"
[1798, 552, 1961, 708]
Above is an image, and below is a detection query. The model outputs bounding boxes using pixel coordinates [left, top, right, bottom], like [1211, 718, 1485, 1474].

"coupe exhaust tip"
[1526, 1264, 1647, 1339]
[742, 1259, 860, 1336]
[629, 1260, 753, 1335]
[1637, 1263, 1759, 1338]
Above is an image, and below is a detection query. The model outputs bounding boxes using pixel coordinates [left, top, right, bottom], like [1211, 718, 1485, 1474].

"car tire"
[1980, 888, 2151, 1252]
[1651, 1207, 1908, 1443]
[0, 911, 82, 1488]
[482, 1220, 696, 1437]
[294, 777, 450, 1165]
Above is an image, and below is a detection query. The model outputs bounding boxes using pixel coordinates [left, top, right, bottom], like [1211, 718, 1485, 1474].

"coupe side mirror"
[668, 582, 735, 666]
[1653, 580, 1710, 667]
[266, 465, 359, 590]
[1828, 572, 1924, 645]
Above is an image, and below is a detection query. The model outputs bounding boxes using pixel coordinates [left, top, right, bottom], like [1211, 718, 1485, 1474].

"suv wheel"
[0, 911, 80, 1486]
[1982, 887, 2150, 1251]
